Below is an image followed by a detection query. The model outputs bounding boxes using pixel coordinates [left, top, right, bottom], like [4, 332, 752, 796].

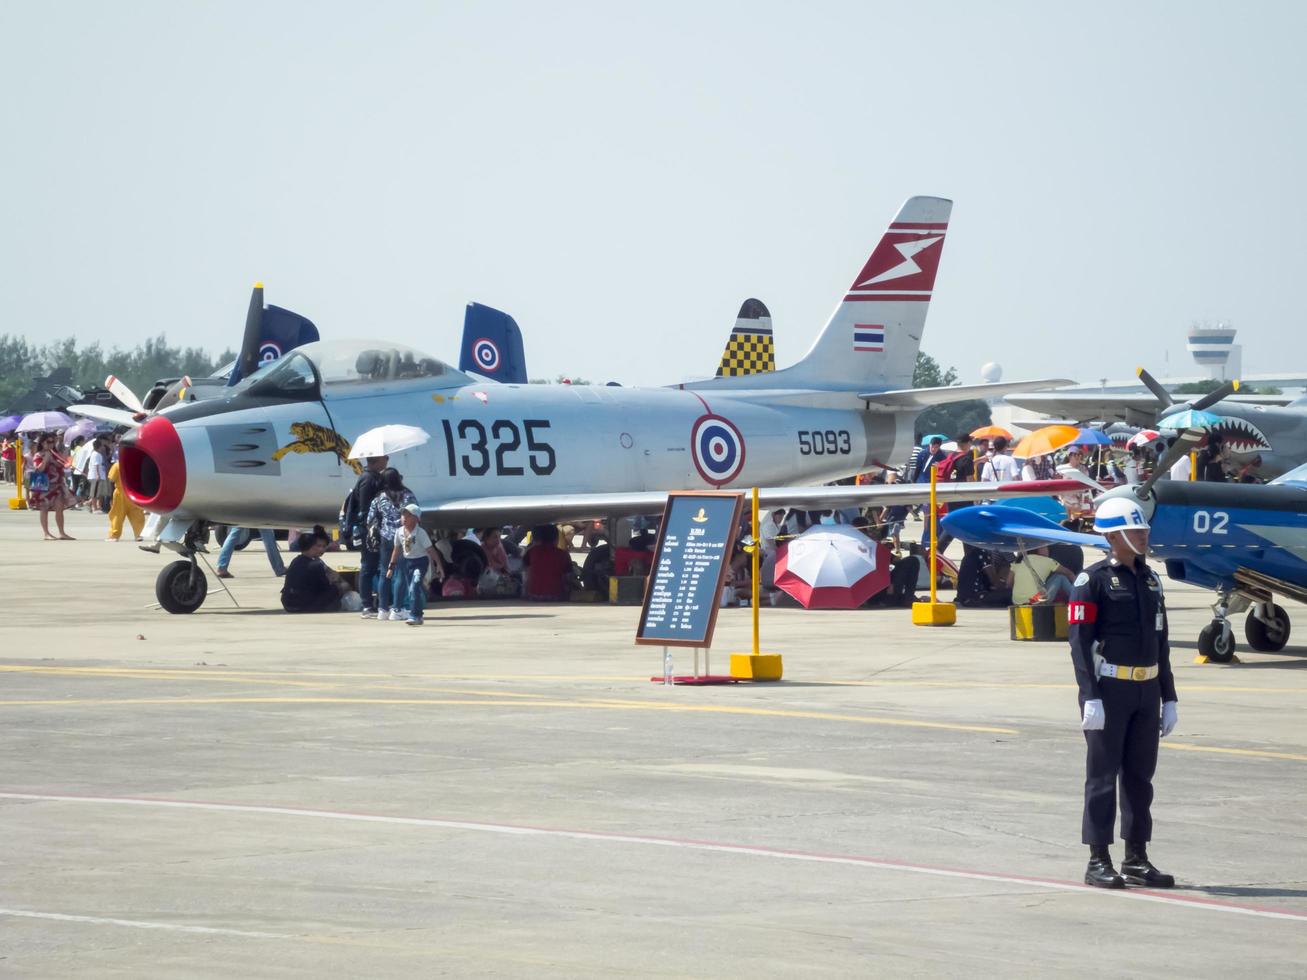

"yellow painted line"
[0, 696, 1016, 735]
[0, 665, 636, 683]
[1162, 742, 1307, 763]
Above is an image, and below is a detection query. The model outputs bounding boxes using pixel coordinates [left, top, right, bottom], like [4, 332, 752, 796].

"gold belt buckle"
[1131, 666, 1148, 681]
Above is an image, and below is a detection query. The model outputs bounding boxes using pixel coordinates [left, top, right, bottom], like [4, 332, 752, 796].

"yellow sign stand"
[911, 464, 955, 625]
[8, 436, 27, 510]
[730, 487, 783, 680]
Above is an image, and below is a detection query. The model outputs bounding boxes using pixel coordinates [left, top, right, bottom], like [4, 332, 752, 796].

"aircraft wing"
[857, 379, 1074, 408]
[418, 479, 1085, 528]
[1006, 391, 1293, 425]
[940, 504, 1107, 551]
[67, 404, 142, 428]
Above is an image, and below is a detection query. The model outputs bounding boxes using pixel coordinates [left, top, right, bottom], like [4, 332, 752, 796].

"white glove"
[1160, 701, 1178, 737]
[1081, 699, 1105, 731]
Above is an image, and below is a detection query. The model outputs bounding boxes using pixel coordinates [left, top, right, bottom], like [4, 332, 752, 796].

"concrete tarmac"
[1, 508, 1305, 977]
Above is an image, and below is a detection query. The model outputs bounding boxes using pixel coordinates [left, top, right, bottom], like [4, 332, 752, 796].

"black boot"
[1085, 845, 1125, 888]
[1121, 841, 1175, 888]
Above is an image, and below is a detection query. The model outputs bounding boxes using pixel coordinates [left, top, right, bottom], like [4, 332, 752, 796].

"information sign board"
[635, 491, 744, 647]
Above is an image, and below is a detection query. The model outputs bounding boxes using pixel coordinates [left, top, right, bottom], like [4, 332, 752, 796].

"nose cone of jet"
[120, 416, 187, 512]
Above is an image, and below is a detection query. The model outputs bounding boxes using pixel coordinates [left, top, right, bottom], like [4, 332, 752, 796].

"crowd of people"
[1, 430, 145, 542]
[0, 417, 1261, 618]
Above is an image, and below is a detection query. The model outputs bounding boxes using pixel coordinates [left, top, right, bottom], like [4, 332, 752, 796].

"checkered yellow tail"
[715, 298, 776, 378]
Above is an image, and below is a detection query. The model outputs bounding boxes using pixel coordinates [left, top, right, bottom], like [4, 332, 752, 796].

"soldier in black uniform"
[1068, 495, 1179, 889]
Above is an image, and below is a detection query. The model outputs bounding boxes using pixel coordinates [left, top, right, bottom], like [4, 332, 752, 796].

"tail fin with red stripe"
[689, 196, 951, 393]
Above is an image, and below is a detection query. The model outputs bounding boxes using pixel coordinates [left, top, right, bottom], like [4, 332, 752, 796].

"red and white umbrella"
[774, 525, 891, 609]
[1127, 429, 1161, 448]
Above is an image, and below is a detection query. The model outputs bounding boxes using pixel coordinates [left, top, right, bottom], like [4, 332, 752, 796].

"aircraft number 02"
[1191, 510, 1229, 535]
[797, 430, 851, 456]
[440, 419, 556, 477]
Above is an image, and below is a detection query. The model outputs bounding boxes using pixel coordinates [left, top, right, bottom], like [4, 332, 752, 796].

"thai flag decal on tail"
[853, 324, 885, 352]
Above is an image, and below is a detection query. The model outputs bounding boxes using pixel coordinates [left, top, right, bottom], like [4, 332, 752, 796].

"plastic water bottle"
[663, 647, 674, 687]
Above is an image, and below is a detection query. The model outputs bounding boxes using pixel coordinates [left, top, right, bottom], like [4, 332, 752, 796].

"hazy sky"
[3, 1, 1304, 387]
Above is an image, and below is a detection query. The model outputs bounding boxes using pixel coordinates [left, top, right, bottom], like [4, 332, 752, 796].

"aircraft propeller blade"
[1136, 366, 1174, 409]
[152, 376, 194, 412]
[1188, 378, 1240, 412]
[1134, 428, 1206, 501]
[229, 282, 265, 387]
[104, 374, 147, 415]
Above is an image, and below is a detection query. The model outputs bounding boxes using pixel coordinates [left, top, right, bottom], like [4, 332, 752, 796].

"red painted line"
[890, 222, 949, 230]
[689, 391, 711, 413]
[3, 791, 1305, 923]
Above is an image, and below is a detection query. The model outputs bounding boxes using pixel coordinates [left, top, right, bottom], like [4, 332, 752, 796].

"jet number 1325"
[440, 419, 556, 477]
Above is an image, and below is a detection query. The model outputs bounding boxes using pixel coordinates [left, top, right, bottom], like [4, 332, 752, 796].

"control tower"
[1187, 322, 1241, 381]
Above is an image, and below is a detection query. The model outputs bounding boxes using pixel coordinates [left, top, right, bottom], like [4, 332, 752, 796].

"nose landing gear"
[1197, 591, 1238, 663]
[152, 519, 214, 614]
[156, 557, 209, 614]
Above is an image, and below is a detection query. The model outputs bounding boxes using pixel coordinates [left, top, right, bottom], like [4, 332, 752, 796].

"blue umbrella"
[1073, 428, 1113, 447]
[1159, 408, 1221, 431]
[919, 433, 948, 446]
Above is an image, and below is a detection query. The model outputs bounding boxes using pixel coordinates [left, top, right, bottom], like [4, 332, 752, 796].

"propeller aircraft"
[111, 195, 1080, 612]
[941, 431, 1307, 662]
[1007, 368, 1307, 482]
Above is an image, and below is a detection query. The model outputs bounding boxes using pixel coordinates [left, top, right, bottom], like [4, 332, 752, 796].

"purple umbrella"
[16, 411, 74, 433]
[64, 418, 100, 445]
[0, 415, 21, 434]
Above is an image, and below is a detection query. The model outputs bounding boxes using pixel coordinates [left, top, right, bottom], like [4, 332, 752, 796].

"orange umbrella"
[971, 424, 1013, 441]
[1013, 424, 1081, 459]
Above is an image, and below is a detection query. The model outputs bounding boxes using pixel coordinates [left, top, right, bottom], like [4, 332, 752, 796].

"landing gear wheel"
[156, 560, 208, 614]
[1198, 621, 1236, 663]
[1245, 604, 1291, 652]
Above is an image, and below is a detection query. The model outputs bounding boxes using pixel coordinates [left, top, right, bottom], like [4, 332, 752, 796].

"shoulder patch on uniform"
[1073, 572, 1090, 587]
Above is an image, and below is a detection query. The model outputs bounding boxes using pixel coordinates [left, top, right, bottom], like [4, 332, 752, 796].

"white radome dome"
[980, 362, 1003, 383]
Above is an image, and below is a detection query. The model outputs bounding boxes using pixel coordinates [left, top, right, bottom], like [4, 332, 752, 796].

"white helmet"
[1093, 496, 1150, 534]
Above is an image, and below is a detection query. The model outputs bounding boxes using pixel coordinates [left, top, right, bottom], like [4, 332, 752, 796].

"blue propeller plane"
[942, 441, 1307, 662]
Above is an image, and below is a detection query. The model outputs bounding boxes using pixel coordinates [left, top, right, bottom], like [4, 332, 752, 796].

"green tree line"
[0, 335, 235, 411]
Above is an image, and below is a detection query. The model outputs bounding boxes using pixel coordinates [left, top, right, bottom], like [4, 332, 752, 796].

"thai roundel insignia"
[690, 414, 746, 486]
[472, 338, 500, 373]
[258, 341, 283, 365]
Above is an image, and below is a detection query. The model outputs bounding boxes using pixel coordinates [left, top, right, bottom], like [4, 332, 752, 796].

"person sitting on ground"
[386, 504, 447, 626]
[1008, 545, 1077, 605]
[956, 547, 1013, 607]
[854, 516, 921, 608]
[281, 526, 351, 613]
[613, 530, 655, 577]
[524, 523, 574, 601]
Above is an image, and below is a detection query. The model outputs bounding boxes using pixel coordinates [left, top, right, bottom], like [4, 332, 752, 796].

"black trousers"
[1081, 677, 1161, 845]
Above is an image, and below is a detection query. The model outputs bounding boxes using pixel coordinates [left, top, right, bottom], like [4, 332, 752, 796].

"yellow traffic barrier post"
[1190, 450, 1196, 481]
[8, 436, 27, 510]
[911, 464, 956, 625]
[731, 486, 783, 680]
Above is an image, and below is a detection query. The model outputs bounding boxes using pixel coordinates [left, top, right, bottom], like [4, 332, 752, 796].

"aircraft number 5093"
[797, 430, 851, 456]
[1192, 510, 1230, 535]
[440, 419, 556, 477]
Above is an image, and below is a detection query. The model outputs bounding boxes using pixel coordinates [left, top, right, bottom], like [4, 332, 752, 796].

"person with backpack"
[365, 467, 417, 620]
[919, 433, 974, 554]
[346, 454, 389, 617]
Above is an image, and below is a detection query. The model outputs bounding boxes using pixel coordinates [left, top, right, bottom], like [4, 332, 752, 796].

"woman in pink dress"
[28, 433, 76, 540]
